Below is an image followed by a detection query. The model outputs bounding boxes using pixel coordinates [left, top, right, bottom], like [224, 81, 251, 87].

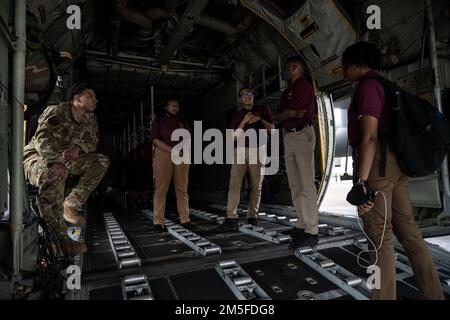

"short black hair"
[285, 56, 312, 82]
[285, 56, 307, 68]
[239, 86, 253, 97]
[163, 97, 180, 107]
[67, 83, 94, 102]
[342, 41, 382, 69]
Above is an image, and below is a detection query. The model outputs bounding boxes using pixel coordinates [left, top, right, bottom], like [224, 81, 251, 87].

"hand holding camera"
[346, 178, 377, 214]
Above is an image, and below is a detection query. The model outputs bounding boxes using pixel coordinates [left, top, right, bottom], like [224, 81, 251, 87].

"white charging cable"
[355, 190, 388, 268]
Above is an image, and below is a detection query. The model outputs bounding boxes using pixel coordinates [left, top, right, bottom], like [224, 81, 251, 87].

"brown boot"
[62, 237, 88, 257]
[52, 238, 88, 257]
[63, 204, 86, 226]
[50, 221, 88, 257]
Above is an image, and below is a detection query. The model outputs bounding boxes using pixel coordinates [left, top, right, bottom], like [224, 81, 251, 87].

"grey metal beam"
[0, 8, 8, 217]
[84, 50, 228, 70]
[90, 57, 222, 74]
[0, 90, 7, 218]
[158, 0, 209, 64]
[198, 14, 239, 35]
[11, 0, 26, 284]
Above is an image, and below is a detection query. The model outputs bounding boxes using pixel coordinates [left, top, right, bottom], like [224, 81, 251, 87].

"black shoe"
[247, 217, 258, 226]
[292, 233, 319, 248]
[181, 222, 192, 229]
[154, 224, 166, 232]
[284, 228, 305, 238]
[217, 218, 239, 232]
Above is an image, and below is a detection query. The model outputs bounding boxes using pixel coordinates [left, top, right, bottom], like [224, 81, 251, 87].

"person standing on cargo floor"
[218, 87, 275, 232]
[23, 83, 110, 257]
[274, 56, 319, 248]
[151, 98, 191, 232]
[343, 41, 444, 300]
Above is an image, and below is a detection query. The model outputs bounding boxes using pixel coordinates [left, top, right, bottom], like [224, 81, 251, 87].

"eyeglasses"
[240, 92, 254, 98]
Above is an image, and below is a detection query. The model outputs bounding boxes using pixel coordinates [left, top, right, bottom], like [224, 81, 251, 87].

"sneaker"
[63, 204, 86, 226]
[247, 217, 258, 226]
[154, 224, 166, 232]
[292, 233, 319, 248]
[217, 218, 239, 232]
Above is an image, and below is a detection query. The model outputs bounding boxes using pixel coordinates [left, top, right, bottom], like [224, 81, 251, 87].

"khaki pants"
[226, 148, 264, 219]
[153, 148, 190, 225]
[284, 126, 319, 235]
[24, 152, 109, 228]
[359, 145, 444, 300]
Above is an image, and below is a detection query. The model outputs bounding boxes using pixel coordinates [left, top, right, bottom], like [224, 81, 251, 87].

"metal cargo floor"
[76, 200, 450, 300]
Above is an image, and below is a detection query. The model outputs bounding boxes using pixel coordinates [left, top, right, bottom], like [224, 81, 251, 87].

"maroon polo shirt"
[150, 113, 191, 147]
[230, 104, 274, 130]
[347, 69, 390, 147]
[230, 104, 274, 148]
[279, 76, 315, 129]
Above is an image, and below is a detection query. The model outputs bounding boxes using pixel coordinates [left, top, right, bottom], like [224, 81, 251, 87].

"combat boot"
[63, 203, 86, 226]
[61, 237, 88, 257]
[51, 221, 88, 257]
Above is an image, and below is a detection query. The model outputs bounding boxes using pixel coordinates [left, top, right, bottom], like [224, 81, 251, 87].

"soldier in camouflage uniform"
[23, 83, 109, 256]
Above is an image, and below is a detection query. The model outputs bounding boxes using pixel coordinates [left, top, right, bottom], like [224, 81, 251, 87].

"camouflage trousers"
[24, 153, 109, 228]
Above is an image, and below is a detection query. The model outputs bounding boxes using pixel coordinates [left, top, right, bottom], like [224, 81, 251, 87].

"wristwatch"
[355, 177, 368, 187]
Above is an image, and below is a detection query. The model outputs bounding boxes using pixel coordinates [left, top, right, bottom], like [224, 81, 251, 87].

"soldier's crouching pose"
[23, 83, 109, 256]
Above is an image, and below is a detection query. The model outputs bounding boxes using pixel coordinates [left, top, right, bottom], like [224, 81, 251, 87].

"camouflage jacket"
[24, 102, 99, 165]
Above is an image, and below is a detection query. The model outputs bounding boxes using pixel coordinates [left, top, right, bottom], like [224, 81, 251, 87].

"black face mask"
[281, 69, 292, 81]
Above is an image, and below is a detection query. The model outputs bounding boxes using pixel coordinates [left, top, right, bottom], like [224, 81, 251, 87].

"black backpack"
[358, 76, 450, 177]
